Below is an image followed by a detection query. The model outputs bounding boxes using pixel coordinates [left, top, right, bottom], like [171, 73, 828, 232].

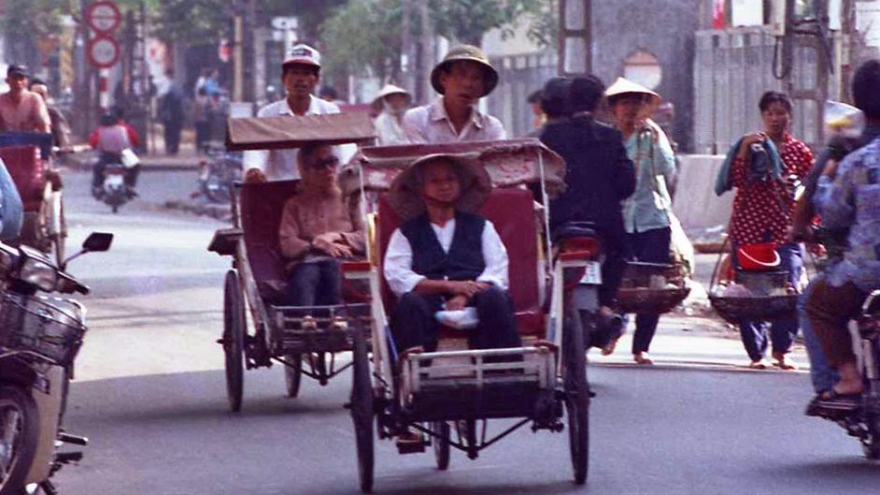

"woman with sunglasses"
[278, 142, 366, 306]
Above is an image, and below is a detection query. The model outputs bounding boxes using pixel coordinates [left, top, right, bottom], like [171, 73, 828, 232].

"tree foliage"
[320, 0, 403, 82]
[429, 0, 545, 46]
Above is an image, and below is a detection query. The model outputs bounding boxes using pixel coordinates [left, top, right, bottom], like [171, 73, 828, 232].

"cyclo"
[0, 131, 67, 266]
[342, 138, 598, 492]
[206, 113, 377, 411]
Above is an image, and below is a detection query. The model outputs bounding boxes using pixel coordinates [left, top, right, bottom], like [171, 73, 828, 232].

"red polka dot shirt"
[730, 133, 813, 246]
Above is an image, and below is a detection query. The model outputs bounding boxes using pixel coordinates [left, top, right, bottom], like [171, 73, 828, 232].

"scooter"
[0, 232, 113, 494]
[813, 290, 880, 460]
[98, 163, 131, 214]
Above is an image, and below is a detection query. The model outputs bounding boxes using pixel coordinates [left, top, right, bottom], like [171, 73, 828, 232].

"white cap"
[283, 43, 321, 69]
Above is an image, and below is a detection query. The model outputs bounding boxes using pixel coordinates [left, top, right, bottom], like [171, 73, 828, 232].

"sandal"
[772, 352, 797, 371]
[633, 352, 653, 365]
[816, 388, 862, 410]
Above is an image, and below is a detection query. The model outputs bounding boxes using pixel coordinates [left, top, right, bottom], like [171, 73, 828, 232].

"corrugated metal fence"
[694, 27, 833, 154]
[487, 51, 558, 138]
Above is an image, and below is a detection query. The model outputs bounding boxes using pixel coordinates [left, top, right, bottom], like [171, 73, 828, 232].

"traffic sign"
[86, 1, 121, 33]
[272, 16, 298, 30]
[87, 36, 120, 68]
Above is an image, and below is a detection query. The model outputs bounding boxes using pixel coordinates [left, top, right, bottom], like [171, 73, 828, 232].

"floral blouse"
[730, 133, 813, 246]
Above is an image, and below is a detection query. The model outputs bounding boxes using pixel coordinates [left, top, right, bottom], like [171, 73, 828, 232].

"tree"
[429, 0, 545, 47]
[320, 0, 403, 83]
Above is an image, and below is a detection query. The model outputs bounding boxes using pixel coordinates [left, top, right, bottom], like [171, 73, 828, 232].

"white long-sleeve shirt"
[242, 96, 355, 180]
[383, 217, 508, 297]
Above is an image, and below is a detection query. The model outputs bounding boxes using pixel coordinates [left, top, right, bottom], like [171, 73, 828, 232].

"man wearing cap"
[243, 44, 342, 183]
[372, 84, 411, 145]
[402, 45, 506, 144]
[0, 65, 51, 133]
[383, 154, 521, 358]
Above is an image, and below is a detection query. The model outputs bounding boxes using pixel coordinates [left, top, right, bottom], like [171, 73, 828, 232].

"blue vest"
[400, 211, 486, 281]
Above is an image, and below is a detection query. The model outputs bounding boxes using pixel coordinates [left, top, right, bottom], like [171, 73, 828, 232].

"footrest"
[395, 437, 427, 454]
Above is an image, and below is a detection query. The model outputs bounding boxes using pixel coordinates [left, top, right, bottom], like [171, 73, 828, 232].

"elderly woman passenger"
[278, 142, 365, 306]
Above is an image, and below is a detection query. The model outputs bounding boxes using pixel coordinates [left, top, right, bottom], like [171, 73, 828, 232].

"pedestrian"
[192, 87, 215, 153]
[800, 60, 880, 411]
[605, 77, 677, 365]
[0, 64, 50, 133]
[525, 88, 545, 136]
[28, 77, 71, 151]
[402, 45, 505, 144]
[158, 69, 185, 156]
[718, 90, 813, 369]
[371, 84, 411, 145]
[278, 142, 365, 306]
[243, 44, 342, 183]
[319, 85, 346, 106]
[538, 75, 636, 351]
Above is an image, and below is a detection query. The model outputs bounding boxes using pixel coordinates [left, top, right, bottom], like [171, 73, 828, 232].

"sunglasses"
[309, 157, 339, 170]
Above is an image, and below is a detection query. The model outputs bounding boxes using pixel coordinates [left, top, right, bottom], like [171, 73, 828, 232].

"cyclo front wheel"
[563, 306, 590, 484]
[0, 386, 40, 495]
[350, 320, 374, 493]
[223, 270, 246, 412]
[431, 421, 450, 470]
[283, 353, 302, 398]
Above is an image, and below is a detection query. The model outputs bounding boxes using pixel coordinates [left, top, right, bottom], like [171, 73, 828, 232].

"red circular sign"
[86, 1, 121, 33]
[87, 36, 120, 68]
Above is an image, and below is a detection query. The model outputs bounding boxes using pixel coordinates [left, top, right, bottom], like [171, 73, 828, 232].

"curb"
[163, 199, 231, 221]
[62, 155, 201, 173]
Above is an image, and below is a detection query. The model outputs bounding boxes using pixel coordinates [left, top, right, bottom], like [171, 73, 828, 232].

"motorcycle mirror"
[61, 232, 114, 271]
[82, 232, 114, 252]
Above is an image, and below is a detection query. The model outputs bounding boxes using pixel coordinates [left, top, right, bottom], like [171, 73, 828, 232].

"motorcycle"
[97, 162, 131, 214]
[198, 142, 242, 203]
[0, 232, 113, 494]
[813, 290, 880, 460]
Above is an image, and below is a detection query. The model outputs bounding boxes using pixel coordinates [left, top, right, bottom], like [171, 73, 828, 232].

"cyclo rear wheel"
[350, 321, 374, 493]
[563, 306, 590, 484]
[223, 270, 246, 412]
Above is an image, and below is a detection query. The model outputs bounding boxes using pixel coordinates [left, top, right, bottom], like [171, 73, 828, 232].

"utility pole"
[558, 0, 591, 76]
[417, 0, 432, 104]
[401, 0, 414, 93]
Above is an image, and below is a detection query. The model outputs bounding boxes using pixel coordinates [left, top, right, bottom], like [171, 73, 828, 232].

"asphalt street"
[45, 166, 880, 495]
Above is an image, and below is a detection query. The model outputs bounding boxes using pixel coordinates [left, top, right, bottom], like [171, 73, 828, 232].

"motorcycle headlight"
[20, 257, 58, 292]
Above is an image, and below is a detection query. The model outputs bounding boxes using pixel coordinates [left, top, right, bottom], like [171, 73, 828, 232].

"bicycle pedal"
[56, 451, 83, 464]
[395, 438, 427, 454]
[58, 432, 88, 446]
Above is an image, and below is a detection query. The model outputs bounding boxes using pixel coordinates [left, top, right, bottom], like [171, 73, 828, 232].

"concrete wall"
[592, 0, 702, 152]
[672, 154, 733, 242]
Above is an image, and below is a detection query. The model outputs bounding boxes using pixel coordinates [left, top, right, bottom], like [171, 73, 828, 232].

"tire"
[863, 414, 880, 460]
[563, 306, 590, 485]
[284, 354, 302, 398]
[0, 386, 40, 495]
[223, 270, 246, 413]
[350, 323, 374, 493]
[431, 421, 450, 470]
[204, 173, 230, 203]
[111, 204, 118, 214]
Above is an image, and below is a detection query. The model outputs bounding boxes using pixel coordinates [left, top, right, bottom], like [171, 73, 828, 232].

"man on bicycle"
[0, 65, 50, 133]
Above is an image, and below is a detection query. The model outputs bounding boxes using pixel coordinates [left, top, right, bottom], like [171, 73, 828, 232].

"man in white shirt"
[383, 154, 520, 357]
[402, 45, 506, 144]
[243, 44, 341, 182]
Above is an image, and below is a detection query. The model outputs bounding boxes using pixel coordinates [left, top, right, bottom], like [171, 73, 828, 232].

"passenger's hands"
[244, 168, 267, 184]
[312, 235, 353, 258]
[445, 295, 468, 311]
[447, 280, 490, 298]
[822, 158, 841, 179]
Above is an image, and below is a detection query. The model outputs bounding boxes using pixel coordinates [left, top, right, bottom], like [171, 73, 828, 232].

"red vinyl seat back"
[0, 146, 45, 212]
[239, 180, 300, 302]
[377, 187, 544, 337]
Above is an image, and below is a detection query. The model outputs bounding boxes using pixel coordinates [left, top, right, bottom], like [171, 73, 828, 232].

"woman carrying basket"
[605, 78, 676, 365]
[721, 91, 813, 369]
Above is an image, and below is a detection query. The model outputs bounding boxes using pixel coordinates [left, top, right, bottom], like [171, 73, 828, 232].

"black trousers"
[284, 259, 342, 306]
[391, 286, 522, 354]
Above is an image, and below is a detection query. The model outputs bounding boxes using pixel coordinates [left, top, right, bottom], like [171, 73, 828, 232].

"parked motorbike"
[814, 290, 880, 460]
[0, 232, 113, 494]
[198, 142, 242, 203]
